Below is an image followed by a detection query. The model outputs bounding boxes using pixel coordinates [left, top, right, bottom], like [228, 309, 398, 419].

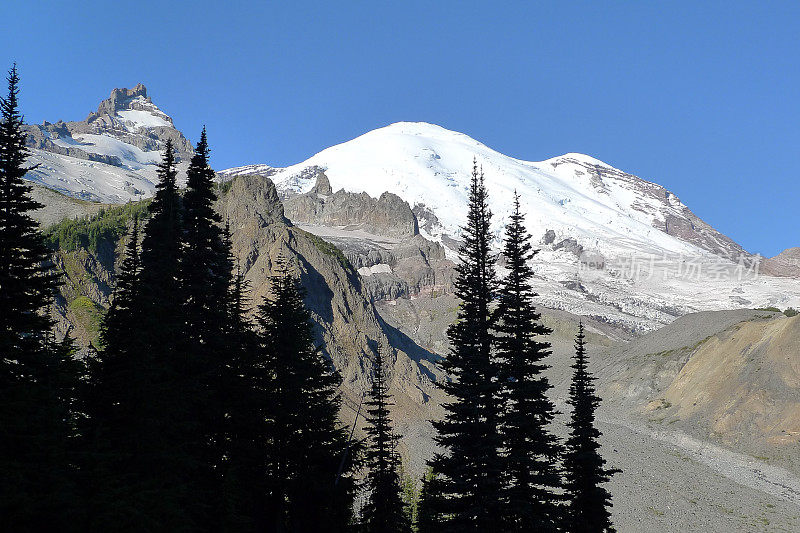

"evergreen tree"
[255, 262, 357, 532]
[83, 216, 148, 529]
[429, 160, 503, 531]
[218, 255, 270, 532]
[362, 348, 410, 533]
[495, 193, 562, 530]
[180, 127, 234, 526]
[87, 141, 203, 531]
[563, 323, 618, 533]
[181, 127, 228, 351]
[398, 465, 419, 528]
[0, 63, 82, 531]
[415, 469, 446, 533]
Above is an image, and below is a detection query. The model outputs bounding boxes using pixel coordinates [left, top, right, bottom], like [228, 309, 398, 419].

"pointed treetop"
[195, 126, 209, 159]
[2, 63, 21, 120]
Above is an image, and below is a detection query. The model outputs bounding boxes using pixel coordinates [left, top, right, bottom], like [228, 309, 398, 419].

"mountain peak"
[23, 82, 194, 202]
[110, 82, 148, 100]
[89, 83, 148, 119]
[221, 121, 751, 263]
[357, 122, 613, 171]
[84, 83, 179, 133]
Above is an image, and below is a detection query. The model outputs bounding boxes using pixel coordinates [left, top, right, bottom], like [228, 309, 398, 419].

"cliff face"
[218, 174, 445, 404]
[283, 169, 419, 239]
[280, 171, 454, 302]
[222, 175, 453, 472]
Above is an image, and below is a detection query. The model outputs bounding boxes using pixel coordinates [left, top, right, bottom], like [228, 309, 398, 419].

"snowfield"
[117, 109, 172, 130]
[25, 147, 188, 203]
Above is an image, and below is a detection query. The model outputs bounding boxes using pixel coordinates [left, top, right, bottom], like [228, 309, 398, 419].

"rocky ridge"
[283, 171, 454, 302]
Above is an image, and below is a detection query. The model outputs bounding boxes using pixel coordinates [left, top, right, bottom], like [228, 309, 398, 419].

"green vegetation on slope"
[296, 228, 354, 272]
[43, 200, 151, 253]
[68, 296, 105, 348]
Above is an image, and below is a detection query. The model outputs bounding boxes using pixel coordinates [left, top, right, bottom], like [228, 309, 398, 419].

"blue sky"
[1, 1, 797, 256]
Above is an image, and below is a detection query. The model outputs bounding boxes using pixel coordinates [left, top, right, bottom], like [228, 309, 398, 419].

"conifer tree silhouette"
[0, 63, 82, 531]
[563, 322, 619, 533]
[255, 261, 357, 531]
[429, 160, 503, 531]
[363, 348, 411, 533]
[495, 193, 562, 530]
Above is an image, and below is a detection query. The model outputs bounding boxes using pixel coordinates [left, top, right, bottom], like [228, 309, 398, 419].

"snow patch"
[117, 109, 171, 130]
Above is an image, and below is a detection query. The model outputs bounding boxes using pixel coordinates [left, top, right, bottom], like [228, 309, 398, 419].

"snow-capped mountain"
[221, 122, 800, 331]
[222, 122, 744, 261]
[23, 84, 192, 202]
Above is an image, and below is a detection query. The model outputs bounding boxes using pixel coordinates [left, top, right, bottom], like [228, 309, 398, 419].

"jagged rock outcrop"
[218, 175, 446, 470]
[284, 170, 418, 238]
[282, 173, 454, 301]
[218, 174, 445, 398]
[22, 84, 195, 202]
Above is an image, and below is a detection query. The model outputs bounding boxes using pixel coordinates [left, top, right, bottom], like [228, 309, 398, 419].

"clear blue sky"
[2, 1, 797, 256]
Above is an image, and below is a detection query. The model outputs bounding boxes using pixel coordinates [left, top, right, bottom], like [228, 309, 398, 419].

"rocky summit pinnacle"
[87, 83, 161, 124]
[22, 83, 194, 202]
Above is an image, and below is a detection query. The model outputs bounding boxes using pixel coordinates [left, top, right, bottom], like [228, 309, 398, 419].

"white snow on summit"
[225, 122, 707, 257]
[23, 85, 192, 203]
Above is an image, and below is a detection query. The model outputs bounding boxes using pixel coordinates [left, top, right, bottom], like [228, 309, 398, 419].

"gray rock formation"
[283, 172, 454, 301]
[218, 175, 447, 469]
[284, 170, 418, 238]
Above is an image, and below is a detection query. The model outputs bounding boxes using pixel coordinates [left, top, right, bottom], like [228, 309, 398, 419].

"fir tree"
[362, 348, 410, 533]
[495, 193, 562, 531]
[87, 141, 202, 531]
[429, 160, 503, 531]
[0, 63, 82, 531]
[82, 216, 148, 529]
[218, 254, 269, 532]
[98, 216, 142, 354]
[255, 262, 357, 532]
[180, 127, 234, 526]
[181, 127, 227, 350]
[563, 323, 618, 533]
[415, 468, 446, 533]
